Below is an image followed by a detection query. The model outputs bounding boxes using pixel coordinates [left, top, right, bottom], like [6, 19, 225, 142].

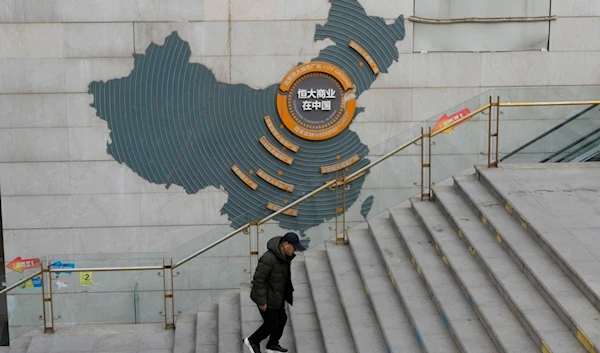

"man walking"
[244, 232, 305, 353]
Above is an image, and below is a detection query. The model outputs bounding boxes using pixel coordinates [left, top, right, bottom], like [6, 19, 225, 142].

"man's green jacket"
[250, 236, 295, 309]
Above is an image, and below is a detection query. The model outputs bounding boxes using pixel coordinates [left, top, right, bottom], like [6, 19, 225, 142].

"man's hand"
[259, 304, 267, 311]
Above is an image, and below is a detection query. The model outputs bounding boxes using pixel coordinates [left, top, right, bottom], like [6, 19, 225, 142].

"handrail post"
[488, 96, 493, 167]
[171, 261, 179, 327]
[341, 169, 348, 244]
[420, 127, 424, 200]
[331, 170, 339, 244]
[331, 170, 347, 244]
[249, 222, 260, 279]
[335, 170, 340, 244]
[420, 128, 432, 201]
[495, 96, 501, 166]
[41, 260, 54, 333]
[244, 226, 251, 282]
[488, 96, 500, 168]
[160, 258, 176, 329]
[428, 126, 433, 200]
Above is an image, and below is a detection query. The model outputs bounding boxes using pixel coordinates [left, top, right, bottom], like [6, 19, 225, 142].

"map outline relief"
[88, 0, 405, 239]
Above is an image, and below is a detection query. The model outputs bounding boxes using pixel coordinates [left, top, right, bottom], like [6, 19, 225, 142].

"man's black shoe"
[244, 337, 262, 353]
[266, 344, 288, 353]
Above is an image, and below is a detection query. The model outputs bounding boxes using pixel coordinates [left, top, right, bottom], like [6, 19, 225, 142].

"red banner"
[432, 108, 472, 134]
[7, 257, 41, 273]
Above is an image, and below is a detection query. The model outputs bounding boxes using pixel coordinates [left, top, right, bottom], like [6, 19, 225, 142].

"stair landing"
[21, 323, 173, 353]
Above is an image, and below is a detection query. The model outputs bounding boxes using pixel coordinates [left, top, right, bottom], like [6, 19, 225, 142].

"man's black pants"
[249, 306, 287, 346]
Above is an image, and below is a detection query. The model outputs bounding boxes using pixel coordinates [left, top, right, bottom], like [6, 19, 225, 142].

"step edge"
[287, 261, 325, 353]
[304, 253, 357, 353]
[412, 195, 548, 350]
[429, 187, 585, 353]
[474, 168, 600, 312]
[408, 197, 538, 353]
[391, 207, 497, 353]
[324, 240, 388, 353]
[195, 303, 219, 352]
[453, 175, 600, 348]
[347, 227, 421, 353]
[381, 211, 460, 353]
[217, 290, 242, 353]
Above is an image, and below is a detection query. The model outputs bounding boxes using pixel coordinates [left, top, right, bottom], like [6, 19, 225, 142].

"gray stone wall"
[1, 0, 599, 327]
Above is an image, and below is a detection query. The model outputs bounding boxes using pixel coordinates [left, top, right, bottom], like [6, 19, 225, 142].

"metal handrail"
[175, 224, 251, 269]
[174, 104, 489, 269]
[4, 98, 600, 332]
[0, 270, 42, 295]
[48, 266, 163, 273]
[175, 99, 600, 268]
[431, 104, 491, 138]
[0, 266, 164, 296]
[173, 134, 425, 269]
[501, 104, 598, 161]
[498, 101, 600, 107]
[542, 125, 600, 163]
[7, 99, 598, 277]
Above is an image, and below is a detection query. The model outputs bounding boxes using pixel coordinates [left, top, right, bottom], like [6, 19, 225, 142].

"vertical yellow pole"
[420, 127, 425, 201]
[488, 96, 493, 167]
[495, 96, 501, 167]
[428, 126, 432, 200]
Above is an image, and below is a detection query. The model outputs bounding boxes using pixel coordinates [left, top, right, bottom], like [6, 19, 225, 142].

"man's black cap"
[282, 232, 306, 251]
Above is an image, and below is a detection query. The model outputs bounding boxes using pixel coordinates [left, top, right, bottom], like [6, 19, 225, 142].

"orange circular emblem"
[276, 62, 356, 141]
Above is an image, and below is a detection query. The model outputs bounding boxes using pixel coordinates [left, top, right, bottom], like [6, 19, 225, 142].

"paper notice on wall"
[7, 257, 41, 273]
[80, 272, 93, 286]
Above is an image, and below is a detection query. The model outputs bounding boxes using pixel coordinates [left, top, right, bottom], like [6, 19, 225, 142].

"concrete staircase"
[174, 164, 600, 353]
[7, 164, 600, 353]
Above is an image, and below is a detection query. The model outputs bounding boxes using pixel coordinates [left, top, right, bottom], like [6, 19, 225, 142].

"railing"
[502, 103, 600, 162]
[2, 94, 599, 340]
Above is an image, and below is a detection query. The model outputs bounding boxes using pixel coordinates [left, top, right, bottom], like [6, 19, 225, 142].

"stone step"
[406, 199, 538, 353]
[454, 173, 600, 350]
[476, 165, 600, 311]
[324, 240, 388, 353]
[346, 227, 422, 353]
[239, 283, 296, 353]
[289, 260, 326, 353]
[218, 289, 242, 353]
[174, 311, 197, 353]
[304, 251, 357, 353]
[371, 206, 460, 353]
[430, 185, 587, 353]
[196, 304, 218, 353]
[391, 206, 498, 353]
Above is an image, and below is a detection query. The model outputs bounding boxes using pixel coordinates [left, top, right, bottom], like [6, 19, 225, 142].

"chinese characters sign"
[297, 88, 336, 111]
[277, 62, 357, 141]
[432, 108, 472, 134]
[7, 256, 41, 273]
[264, 116, 299, 152]
[349, 40, 380, 75]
